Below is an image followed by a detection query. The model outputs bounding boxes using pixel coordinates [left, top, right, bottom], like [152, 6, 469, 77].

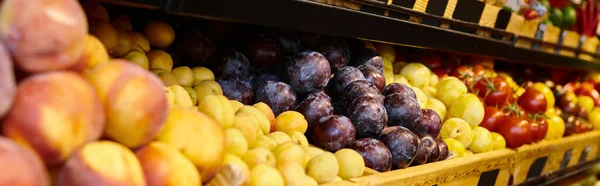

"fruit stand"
[3, 0, 600, 186]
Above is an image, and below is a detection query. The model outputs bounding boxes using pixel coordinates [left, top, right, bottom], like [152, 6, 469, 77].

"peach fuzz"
[2, 71, 105, 166]
[85, 60, 168, 148]
[155, 107, 225, 183]
[0, 43, 16, 118]
[0, 137, 50, 186]
[56, 141, 146, 186]
[69, 34, 110, 74]
[0, 0, 88, 72]
[135, 142, 201, 186]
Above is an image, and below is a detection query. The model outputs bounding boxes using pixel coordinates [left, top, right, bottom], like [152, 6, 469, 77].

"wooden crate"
[348, 149, 515, 186]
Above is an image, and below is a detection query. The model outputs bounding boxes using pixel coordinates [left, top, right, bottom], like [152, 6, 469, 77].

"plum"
[274, 29, 301, 56]
[435, 138, 449, 161]
[343, 80, 384, 107]
[328, 66, 365, 99]
[379, 126, 419, 169]
[333, 101, 347, 116]
[255, 81, 296, 116]
[418, 134, 440, 162]
[358, 64, 385, 92]
[411, 139, 428, 166]
[245, 33, 281, 69]
[348, 97, 388, 138]
[295, 91, 333, 129]
[384, 94, 422, 130]
[251, 72, 280, 88]
[216, 74, 253, 105]
[351, 48, 384, 72]
[283, 51, 331, 96]
[317, 38, 350, 72]
[173, 29, 216, 65]
[214, 50, 251, 77]
[412, 109, 442, 138]
[382, 83, 416, 99]
[350, 138, 393, 172]
[301, 33, 329, 49]
[312, 115, 356, 152]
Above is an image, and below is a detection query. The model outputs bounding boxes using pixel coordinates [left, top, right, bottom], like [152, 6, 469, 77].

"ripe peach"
[275, 111, 308, 134]
[85, 60, 168, 148]
[2, 71, 105, 166]
[89, 19, 118, 53]
[69, 34, 110, 74]
[56, 141, 146, 186]
[0, 0, 87, 72]
[0, 137, 50, 186]
[81, 1, 109, 22]
[144, 21, 176, 48]
[172, 66, 194, 87]
[155, 107, 225, 183]
[253, 102, 276, 133]
[135, 142, 201, 186]
[148, 50, 173, 71]
[0, 43, 16, 118]
[123, 50, 149, 70]
[110, 14, 132, 31]
[129, 32, 151, 52]
[112, 28, 133, 57]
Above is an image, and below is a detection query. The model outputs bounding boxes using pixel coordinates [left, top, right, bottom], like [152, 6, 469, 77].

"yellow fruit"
[225, 128, 249, 157]
[578, 96, 595, 112]
[254, 135, 278, 150]
[303, 146, 324, 158]
[150, 68, 168, 76]
[531, 82, 555, 109]
[147, 50, 173, 71]
[490, 132, 506, 150]
[243, 148, 276, 168]
[267, 132, 292, 145]
[305, 175, 318, 186]
[135, 142, 201, 186]
[143, 21, 175, 48]
[230, 100, 245, 112]
[181, 86, 198, 106]
[233, 114, 260, 147]
[112, 28, 132, 57]
[129, 32, 150, 52]
[223, 154, 250, 185]
[191, 67, 215, 86]
[272, 142, 304, 166]
[253, 102, 277, 133]
[163, 87, 176, 107]
[393, 74, 410, 86]
[171, 66, 194, 87]
[546, 114, 566, 140]
[412, 87, 428, 107]
[383, 67, 394, 86]
[375, 43, 395, 63]
[194, 80, 223, 102]
[306, 152, 339, 184]
[249, 164, 284, 186]
[334, 149, 365, 179]
[238, 106, 271, 135]
[197, 94, 234, 128]
[288, 131, 309, 147]
[157, 72, 179, 86]
[167, 85, 194, 108]
[277, 161, 306, 186]
[275, 111, 308, 133]
[590, 108, 600, 130]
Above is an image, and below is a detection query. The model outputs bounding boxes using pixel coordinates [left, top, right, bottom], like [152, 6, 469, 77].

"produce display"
[1, 0, 600, 186]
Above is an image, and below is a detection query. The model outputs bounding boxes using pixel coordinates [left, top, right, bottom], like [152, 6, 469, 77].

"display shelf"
[97, 0, 600, 71]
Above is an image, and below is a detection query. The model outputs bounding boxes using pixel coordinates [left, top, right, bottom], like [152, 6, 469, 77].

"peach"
[129, 32, 151, 52]
[123, 50, 149, 70]
[233, 113, 260, 148]
[191, 66, 215, 86]
[85, 60, 168, 148]
[275, 111, 308, 134]
[89, 18, 118, 53]
[272, 142, 304, 166]
[135, 142, 201, 186]
[198, 94, 234, 128]
[0, 43, 16, 118]
[81, 1, 109, 22]
[69, 34, 110, 74]
[224, 128, 249, 156]
[172, 66, 194, 87]
[0, 0, 87, 72]
[237, 106, 271, 135]
[147, 50, 173, 71]
[155, 107, 225, 183]
[253, 102, 276, 133]
[143, 21, 175, 48]
[242, 147, 276, 168]
[249, 164, 284, 186]
[110, 14, 132, 31]
[194, 80, 223, 102]
[0, 137, 50, 186]
[2, 71, 105, 166]
[56, 141, 146, 186]
[112, 28, 132, 57]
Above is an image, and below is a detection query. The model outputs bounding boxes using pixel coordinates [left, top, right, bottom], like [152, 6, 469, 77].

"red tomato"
[574, 82, 600, 106]
[528, 116, 548, 143]
[472, 77, 513, 106]
[472, 64, 486, 79]
[450, 66, 475, 86]
[563, 116, 592, 136]
[524, 9, 539, 20]
[496, 116, 531, 148]
[517, 88, 548, 114]
[501, 100, 526, 118]
[414, 53, 442, 69]
[479, 106, 505, 132]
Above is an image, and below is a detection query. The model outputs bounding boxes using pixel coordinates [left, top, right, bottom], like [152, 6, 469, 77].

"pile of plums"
[196, 27, 448, 172]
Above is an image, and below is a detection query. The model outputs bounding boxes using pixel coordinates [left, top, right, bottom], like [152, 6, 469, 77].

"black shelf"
[98, 0, 600, 71]
[513, 158, 600, 186]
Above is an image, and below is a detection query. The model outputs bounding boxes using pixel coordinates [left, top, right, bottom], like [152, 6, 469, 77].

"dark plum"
[332, 101, 347, 116]
[358, 64, 385, 92]
[214, 50, 251, 77]
[343, 80, 384, 107]
[328, 66, 365, 99]
[379, 126, 419, 169]
[411, 139, 428, 166]
[274, 29, 301, 56]
[435, 138, 449, 161]
[301, 32, 329, 49]
[255, 81, 297, 116]
[350, 138, 393, 172]
[283, 51, 331, 96]
[216, 74, 253, 105]
[173, 29, 216, 65]
[384, 93, 422, 130]
[295, 91, 333, 129]
[312, 115, 356, 152]
[382, 83, 416, 99]
[418, 134, 440, 162]
[317, 38, 350, 72]
[348, 96, 388, 138]
[413, 109, 442, 138]
[351, 48, 384, 72]
[246, 33, 281, 69]
[252, 72, 280, 88]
